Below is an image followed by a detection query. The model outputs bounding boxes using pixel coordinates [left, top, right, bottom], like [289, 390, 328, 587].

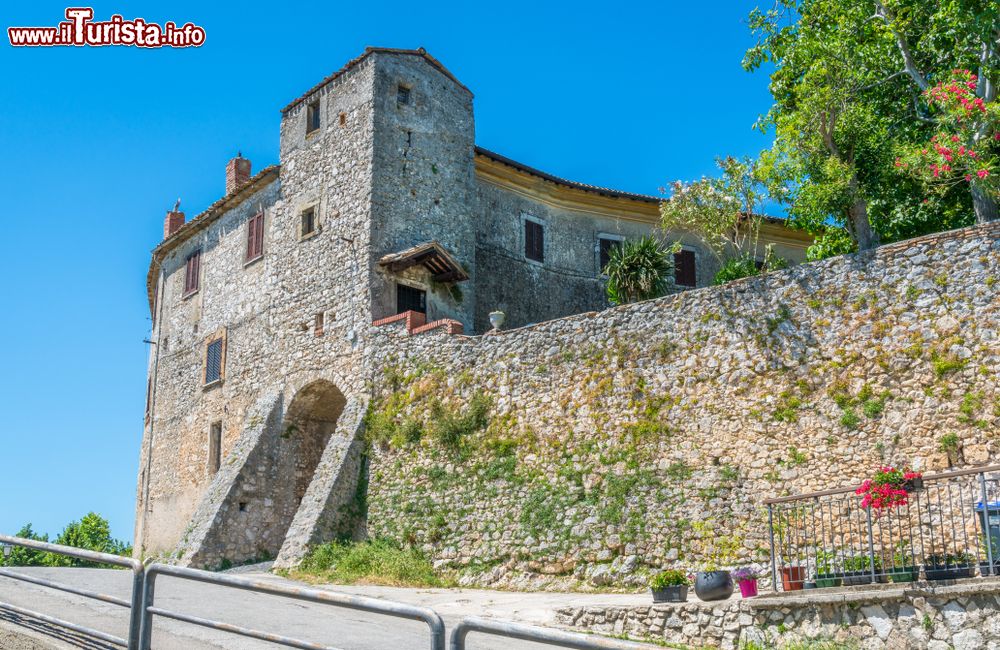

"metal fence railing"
[138, 562, 447, 650]
[765, 465, 1000, 592]
[0, 538, 666, 650]
[0, 533, 145, 649]
[450, 617, 662, 650]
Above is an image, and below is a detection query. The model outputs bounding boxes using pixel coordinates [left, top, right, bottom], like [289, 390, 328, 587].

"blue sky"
[0, 1, 775, 541]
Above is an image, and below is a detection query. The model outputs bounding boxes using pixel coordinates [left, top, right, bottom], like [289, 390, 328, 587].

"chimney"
[226, 152, 251, 195]
[164, 209, 185, 239]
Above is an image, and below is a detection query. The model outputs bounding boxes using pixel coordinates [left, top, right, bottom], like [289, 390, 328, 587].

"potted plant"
[925, 552, 975, 581]
[649, 569, 690, 603]
[732, 566, 761, 598]
[886, 543, 918, 583]
[691, 525, 737, 601]
[856, 466, 923, 512]
[841, 554, 877, 586]
[814, 550, 841, 588]
[780, 563, 806, 591]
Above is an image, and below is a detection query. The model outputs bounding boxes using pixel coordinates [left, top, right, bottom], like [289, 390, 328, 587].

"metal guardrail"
[0, 538, 664, 650]
[138, 562, 447, 650]
[0, 533, 144, 649]
[450, 616, 662, 650]
[765, 465, 1000, 592]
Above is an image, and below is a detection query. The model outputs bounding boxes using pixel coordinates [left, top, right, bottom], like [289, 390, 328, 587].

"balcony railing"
[765, 465, 1000, 592]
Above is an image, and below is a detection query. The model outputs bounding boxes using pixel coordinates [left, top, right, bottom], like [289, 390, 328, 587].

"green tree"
[745, 0, 996, 256]
[661, 156, 787, 282]
[0, 524, 49, 567]
[604, 236, 673, 305]
[49, 512, 131, 566]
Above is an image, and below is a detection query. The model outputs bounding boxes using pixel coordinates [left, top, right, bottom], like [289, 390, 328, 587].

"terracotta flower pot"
[781, 566, 806, 591]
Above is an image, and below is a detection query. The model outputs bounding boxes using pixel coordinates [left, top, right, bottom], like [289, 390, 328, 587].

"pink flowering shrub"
[856, 466, 922, 510]
[897, 70, 999, 196]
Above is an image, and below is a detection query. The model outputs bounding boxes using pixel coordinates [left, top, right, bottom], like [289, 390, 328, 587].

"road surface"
[0, 567, 661, 649]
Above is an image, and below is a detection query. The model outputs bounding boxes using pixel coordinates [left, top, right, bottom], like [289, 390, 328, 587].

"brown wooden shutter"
[674, 249, 696, 287]
[525, 220, 544, 262]
[185, 250, 201, 295]
[246, 212, 264, 261]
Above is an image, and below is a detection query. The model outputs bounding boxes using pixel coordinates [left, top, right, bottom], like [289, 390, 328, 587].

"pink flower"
[966, 174, 973, 182]
[951, 135, 960, 142]
[978, 169, 989, 179]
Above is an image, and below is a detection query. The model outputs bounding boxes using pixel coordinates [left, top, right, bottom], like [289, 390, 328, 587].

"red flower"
[978, 169, 990, 179]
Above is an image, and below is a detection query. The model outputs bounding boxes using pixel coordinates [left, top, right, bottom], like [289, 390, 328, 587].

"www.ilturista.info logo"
[8, 8, 205, 48]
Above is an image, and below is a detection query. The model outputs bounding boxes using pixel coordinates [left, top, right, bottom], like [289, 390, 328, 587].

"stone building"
[135, 47, 811, 566]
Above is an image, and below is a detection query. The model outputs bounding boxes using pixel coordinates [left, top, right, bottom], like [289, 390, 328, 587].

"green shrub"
[605, 236, 673, 305]
[840, 408, 861, 429]
[298, 539, 448, 587]
[428, 392, 491, 449]
[649, 569, 690, 588]
[939, 432, 960, 454]
[713, 256, 760, 285]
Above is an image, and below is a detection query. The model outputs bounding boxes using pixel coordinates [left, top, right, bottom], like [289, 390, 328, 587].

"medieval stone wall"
[366, 222, 1000, 589]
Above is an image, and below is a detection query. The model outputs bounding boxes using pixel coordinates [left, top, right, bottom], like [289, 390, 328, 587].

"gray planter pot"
[651, 585, 688, 603]
[694, 571, 734, 601]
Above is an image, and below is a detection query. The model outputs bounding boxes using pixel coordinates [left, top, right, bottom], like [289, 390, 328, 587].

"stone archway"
[283, 380, 346, 504]
[271, 380, 347, 552]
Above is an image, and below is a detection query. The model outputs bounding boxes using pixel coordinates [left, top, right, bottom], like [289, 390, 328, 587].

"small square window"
[301, 207, 316, 238]
[306, 100, 320, 134]
[205, 337, 224, 385]
[397, 85, 410, 105]
[524, 219, 544, 263]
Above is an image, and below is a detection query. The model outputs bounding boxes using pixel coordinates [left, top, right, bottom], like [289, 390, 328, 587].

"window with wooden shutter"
[184, 249, 201, 296]
[208, 422, 222, 475]
[598, 236, 622, 273]
[246, 211, 264, 262]
[674, 249, 697, 287]
[205, 337, 224, 385]
[524, 219, 544, 262]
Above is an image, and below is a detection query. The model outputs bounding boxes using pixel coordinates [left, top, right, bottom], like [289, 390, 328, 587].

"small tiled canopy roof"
[378, 241, 469, 282]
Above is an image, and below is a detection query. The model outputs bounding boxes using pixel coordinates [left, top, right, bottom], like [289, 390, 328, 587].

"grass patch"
[296, 539, 451, 587]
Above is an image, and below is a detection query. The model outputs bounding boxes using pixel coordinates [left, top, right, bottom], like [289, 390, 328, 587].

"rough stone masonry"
[135, 46, 995, 583]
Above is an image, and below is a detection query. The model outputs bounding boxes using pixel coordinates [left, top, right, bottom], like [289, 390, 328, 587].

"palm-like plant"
[604, 236, 673, 305]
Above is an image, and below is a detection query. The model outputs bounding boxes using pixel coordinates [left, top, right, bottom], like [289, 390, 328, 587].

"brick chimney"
[226, 153, 251, 195]
[164, 209, 185, 239]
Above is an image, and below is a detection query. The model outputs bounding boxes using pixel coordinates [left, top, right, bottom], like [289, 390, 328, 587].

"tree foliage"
[1, 513, 131, 568]
[660, 156, 789, 282]
[660, 156, 770, 262]
[604, 236, 673, 305]
[745, 0, 998, 256]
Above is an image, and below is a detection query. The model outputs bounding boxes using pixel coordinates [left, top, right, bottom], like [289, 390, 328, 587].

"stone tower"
[136, 48, 478, 568]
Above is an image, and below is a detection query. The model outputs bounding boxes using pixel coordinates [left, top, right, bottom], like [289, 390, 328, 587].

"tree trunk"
[972, 186, 999, 223]
[846, 176, 879, 250]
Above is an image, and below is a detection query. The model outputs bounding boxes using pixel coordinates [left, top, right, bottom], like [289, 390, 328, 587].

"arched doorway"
[282, 380, 347, 506]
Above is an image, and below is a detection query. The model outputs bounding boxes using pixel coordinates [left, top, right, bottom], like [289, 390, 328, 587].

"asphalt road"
[0, 568, 660, 650]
